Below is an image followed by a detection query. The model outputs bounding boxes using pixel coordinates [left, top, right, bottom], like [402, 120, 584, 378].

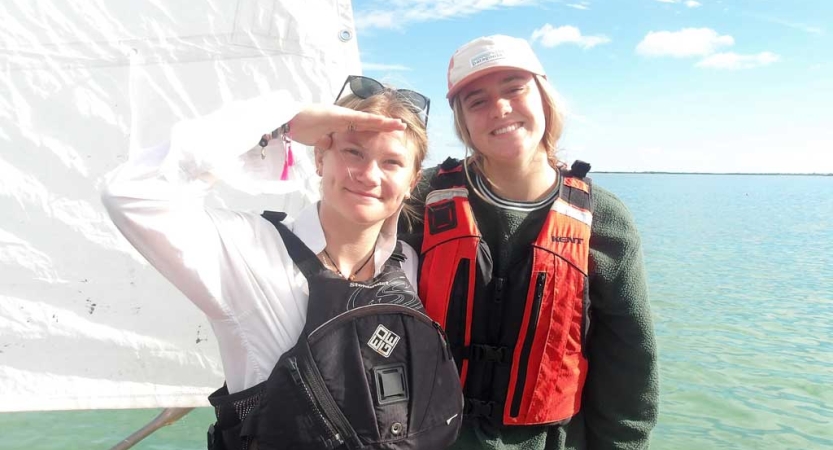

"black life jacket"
[207, 211, 463, 450]
[418, 159, 593, 426]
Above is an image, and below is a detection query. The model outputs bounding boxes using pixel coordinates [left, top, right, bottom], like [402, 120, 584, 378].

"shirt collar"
[290, 202, 401, 276]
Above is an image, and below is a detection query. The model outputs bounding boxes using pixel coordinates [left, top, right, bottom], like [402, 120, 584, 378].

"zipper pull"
[288, 357, 303, 385]
[434, 322, 454, 360]
[494, 277, 506, 303]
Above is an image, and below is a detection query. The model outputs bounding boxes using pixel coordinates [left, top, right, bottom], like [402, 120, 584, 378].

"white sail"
[0, 0, 360, 412]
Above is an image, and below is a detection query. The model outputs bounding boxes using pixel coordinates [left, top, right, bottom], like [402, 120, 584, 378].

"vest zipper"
[449, 259, 470, 369]
[298, 342, 362, 449]
[433, 321, 454, 360]
[509, 272, 547, 418]
[288, 356, 344, 447]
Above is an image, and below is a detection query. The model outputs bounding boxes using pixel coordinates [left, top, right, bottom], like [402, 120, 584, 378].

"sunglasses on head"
[335, 75, 431, 126]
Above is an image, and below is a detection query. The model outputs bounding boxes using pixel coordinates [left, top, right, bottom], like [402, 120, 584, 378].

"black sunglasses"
[335, 75, 431, 126]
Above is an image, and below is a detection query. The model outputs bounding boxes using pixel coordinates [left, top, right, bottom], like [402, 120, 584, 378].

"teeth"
[493, 123, 521, 135]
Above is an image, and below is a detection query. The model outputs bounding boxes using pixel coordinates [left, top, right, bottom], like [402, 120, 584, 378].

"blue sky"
[351, 0, 832, 173]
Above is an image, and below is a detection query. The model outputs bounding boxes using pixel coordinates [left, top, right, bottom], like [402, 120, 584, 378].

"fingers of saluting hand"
[289, 104, 406, 147]
[341, 109, 407, 133]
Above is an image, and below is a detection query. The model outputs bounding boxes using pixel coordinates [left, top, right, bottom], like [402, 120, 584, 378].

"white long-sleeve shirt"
[101, 92, 418, 394]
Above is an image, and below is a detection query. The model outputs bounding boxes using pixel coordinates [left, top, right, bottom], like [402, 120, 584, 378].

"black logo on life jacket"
[428, 201, 458, 235]
[552, 236, 584, 244]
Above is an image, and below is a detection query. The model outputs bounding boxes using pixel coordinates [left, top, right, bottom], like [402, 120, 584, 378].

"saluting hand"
[287, 104, 406, 150]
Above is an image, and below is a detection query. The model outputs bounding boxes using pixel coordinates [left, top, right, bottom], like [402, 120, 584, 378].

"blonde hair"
[334, 92, 428, 229]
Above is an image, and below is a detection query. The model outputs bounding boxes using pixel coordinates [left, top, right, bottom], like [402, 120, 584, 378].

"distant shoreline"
[594, 171, 832, 176]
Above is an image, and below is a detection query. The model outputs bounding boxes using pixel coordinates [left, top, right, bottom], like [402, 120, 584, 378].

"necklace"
[321, 247, 375, 281]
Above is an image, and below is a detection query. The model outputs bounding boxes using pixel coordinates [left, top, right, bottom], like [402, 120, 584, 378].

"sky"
[350, 0, 833, 173]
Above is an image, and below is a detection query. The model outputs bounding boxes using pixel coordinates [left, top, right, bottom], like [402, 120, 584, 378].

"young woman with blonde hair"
[405, 35, 659, 450]
[104, 76, 463, 449]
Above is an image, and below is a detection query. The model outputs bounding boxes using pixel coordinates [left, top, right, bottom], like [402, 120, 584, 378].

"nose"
[353, 160, 382, 186]
[489, 97, 511, 118]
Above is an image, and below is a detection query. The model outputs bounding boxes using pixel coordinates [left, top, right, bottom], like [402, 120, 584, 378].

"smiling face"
[316, 129, 419, 228]
[457, 69, 547, 167]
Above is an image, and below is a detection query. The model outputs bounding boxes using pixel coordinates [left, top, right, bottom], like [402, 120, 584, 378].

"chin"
[341, 207, 390, 227]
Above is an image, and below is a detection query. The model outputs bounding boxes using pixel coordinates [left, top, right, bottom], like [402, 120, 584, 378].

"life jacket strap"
[462, 344, 512, 365]
[566, 160, 591, 179]
[261, 211, 321, 279]
[464, 398, 499, 421]
[207, 423, 220, 450]
[387, 242, 406, 265]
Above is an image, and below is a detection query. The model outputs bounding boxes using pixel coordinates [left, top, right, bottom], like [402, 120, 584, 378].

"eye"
[466, 98, 485, 110]
[341, 148, 362, 159]
[384, 158, 405, 168]
[506, 85, 526, 96]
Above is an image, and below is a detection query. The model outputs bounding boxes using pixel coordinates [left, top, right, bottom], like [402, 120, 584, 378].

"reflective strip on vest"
[426, 188, 468, 206]
[553, 198, 592, 227]
[563, 177, 589, 193]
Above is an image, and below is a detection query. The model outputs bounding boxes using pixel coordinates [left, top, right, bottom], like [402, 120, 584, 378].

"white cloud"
[635, 28, 779, 70]
[356, 11, 397, 30]
[696, 51, 780, 69]
[655, 0, 702, 7]
[567, 2, 590, 10]
[355, 0, 543, 31]
[759, 17, 824, 35]
[531, 24, 611, 49]
[362, 63, 412, 72]
[636, 28, 734, 57]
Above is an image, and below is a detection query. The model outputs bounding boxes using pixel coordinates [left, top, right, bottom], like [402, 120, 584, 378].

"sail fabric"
[0, 0, 360, 412]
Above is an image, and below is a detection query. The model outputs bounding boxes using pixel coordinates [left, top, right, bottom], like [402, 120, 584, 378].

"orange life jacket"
[418, 159, 593, 426]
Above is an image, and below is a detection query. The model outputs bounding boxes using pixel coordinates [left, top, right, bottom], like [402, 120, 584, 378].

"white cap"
[446, 35, 546, 102]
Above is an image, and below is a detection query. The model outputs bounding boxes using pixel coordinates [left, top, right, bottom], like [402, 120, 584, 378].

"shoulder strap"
[260, 211, 322, 279]
[429, 157, 467, 191]
[383, 240, 407, 268]
[558, 161, 593, 212]
[564, 160, 591, 179]
[263, 211, 408, 276]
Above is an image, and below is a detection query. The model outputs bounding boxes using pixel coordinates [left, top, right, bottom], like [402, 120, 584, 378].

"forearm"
[101, 91, 302, 316]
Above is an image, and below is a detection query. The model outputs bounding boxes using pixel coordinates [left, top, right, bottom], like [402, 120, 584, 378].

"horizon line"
[593, 171, 832, 176]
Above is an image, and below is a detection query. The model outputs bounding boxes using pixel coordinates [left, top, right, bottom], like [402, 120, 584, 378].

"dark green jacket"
[401, 165, 659, 450]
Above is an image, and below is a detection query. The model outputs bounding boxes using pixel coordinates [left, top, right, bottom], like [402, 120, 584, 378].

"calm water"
[2, 174, 832, 449]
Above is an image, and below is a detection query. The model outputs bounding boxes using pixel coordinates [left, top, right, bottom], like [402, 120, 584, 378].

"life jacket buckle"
[466, 344, 511, 364]
[493, 277, 506, 303]
[464, 398, 497, 420]
[207, 423, 219, 450]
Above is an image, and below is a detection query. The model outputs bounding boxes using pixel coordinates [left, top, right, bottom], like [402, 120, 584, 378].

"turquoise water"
[599, 173, 833, 449]
[2, 174, 832, 449]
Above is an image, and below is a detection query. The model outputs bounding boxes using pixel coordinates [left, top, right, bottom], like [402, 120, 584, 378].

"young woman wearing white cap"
[404, 35, 658, 449]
